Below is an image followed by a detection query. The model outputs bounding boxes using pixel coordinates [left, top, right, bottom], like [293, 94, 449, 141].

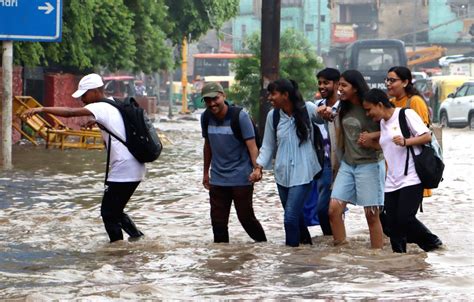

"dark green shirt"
[341, 105, 383, 165]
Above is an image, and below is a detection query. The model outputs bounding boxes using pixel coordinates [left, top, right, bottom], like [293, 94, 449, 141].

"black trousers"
[101, 181, 144, 242]
[384, 183, 441, 253]
[209, 185, 267, 243]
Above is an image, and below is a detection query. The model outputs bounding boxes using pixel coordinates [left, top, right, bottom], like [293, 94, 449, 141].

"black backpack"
[202, 103, 261, 148]
[398, 108, 444, 189]
[98, 97, 163, 163]
[272, 107, 325, 179]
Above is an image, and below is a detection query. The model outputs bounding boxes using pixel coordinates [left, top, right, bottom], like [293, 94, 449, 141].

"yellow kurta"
[391, 95, 432, 198]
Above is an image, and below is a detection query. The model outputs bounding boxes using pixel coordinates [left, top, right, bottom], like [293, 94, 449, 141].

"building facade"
[232, 0, 331, 54]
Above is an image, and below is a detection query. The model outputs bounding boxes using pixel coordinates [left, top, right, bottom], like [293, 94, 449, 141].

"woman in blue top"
[250, 79, 322, 247]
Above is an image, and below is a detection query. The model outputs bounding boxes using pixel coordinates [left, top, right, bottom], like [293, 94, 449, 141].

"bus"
[343, 39, 408, 90]
[193, 53, 251, 89]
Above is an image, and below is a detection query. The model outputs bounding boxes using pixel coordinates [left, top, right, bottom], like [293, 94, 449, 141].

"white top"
[379, 108, 429, 192]
[85, 101, 146, 182]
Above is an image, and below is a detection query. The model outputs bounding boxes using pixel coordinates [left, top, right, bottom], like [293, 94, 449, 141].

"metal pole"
[168, 70, 174, 119]
[317, 0, 321, 56]
[412, 0, 417, 53]
[259, 0, 281, 132]
[1, 41, 13, 169]
[180, 37, 189, 114]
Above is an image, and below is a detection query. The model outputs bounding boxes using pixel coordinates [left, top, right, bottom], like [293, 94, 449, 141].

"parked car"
[414, 78, 433, 102]
[412, 71, 428, 82]
[438, 81, 474, 129]
[430, 75, 473, 122]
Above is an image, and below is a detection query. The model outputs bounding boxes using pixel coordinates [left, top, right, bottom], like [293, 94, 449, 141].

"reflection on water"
[1, 118, 473, 300]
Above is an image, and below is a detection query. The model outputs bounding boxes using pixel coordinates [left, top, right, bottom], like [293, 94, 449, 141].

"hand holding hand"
[249, 166, 263, 183]
[317, 105, 335, 121]
[357, 131, 370, 147]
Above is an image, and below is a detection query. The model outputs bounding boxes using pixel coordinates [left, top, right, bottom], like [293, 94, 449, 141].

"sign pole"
[1, 40, 13, 169]
[0, 1, 63, 169]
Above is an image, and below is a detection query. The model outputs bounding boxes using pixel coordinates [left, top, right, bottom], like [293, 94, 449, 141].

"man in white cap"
[22, 73, 145, 243]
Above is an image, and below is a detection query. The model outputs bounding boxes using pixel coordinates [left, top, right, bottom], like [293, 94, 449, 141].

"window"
[356, 47, 401, 71]
[466, 85, 474, 96]
[455, 84, 469, 97]
[282, 0, 302, 7]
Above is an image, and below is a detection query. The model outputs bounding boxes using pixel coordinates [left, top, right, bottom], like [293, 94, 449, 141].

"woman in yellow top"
[385, 66, 432, 198]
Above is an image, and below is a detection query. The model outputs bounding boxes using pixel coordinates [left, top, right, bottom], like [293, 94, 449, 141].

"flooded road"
[1, 115, 473, 300]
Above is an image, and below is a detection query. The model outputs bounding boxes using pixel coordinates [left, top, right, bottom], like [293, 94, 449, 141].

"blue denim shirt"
[257, 102, 321, 187]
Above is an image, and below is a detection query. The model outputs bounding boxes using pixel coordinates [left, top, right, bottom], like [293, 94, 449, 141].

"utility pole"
[259, 0, 281, 132]
[180, 37, 190, 114]
[1, 41, 13, 169]
[411, 0, 418, 71]
[317, 0, 321, 56]
[412, 1, 418, 53]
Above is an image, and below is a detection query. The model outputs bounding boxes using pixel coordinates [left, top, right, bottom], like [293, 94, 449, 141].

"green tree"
[164, 0, 239, 44]
[13, 0, 173, 73]
[228, 28, 324, 119]
[124, 0, 173, 73]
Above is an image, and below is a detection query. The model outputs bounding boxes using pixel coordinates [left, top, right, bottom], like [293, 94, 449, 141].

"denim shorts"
[331, 159, 385, 207]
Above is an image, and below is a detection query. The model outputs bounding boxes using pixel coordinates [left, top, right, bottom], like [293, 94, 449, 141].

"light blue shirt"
[257, 102, 321, 187]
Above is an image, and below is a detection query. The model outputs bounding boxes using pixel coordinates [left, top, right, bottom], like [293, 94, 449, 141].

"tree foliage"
[228, 28, 324, 119]
[12, 0, 239, 74]
[13, 0, 172, 73]
[164, 0, 239, 44]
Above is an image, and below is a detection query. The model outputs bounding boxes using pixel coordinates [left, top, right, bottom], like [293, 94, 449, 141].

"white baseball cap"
[72, 73, 104, 98]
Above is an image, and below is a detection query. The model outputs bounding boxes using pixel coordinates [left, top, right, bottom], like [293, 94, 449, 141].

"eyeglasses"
[384, 77, 401, 84]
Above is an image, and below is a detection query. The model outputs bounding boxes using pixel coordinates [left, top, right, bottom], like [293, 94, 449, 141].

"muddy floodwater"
[1, 116, 473, 300]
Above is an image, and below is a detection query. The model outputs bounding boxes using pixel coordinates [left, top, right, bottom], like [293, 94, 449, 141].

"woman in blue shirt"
[250, 79, 322, 247]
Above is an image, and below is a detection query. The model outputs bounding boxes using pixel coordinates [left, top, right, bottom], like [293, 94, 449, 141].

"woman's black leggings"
[384, 183, 441, 253]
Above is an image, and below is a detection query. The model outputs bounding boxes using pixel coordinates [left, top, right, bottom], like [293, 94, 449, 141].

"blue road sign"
[0, 0, 62, 42]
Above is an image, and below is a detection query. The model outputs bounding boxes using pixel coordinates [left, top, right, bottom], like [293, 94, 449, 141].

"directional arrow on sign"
[38, 2, 54, 15]
[1, 0, 62, 42]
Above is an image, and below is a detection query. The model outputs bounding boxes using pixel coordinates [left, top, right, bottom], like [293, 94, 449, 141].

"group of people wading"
[201, 66, 442, 253]
[22, 67, 443, 253]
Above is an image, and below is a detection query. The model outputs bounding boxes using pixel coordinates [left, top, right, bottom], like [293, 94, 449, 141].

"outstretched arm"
[21, 107, 93, 119]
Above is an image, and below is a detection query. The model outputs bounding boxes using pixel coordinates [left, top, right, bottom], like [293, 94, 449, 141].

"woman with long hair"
[362, 88, 442, 252]
[250, 79, 322, 247]
[385, 66, 433, 198]
[328, 70, 385, 249]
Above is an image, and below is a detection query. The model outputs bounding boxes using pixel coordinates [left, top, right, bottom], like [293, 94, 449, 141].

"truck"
[343, 39, 408, 90]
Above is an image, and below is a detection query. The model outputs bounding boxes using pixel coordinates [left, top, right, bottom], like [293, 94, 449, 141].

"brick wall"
[0, 66, 23, 143]
[44, 73, 90, 129]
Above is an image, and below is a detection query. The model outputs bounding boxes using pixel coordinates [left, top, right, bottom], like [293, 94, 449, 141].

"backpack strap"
[201, 109, 211, 138]
[273, 108, 280, 141]
[228, 106, 244, 142]
[399, 107, 427, 212]
[202, 103, 245, 144]
[97, 98, 128, 146]
[405, 97, 412, 109]
[104, 134, 111, 184]
[398, 108, 417, 176]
